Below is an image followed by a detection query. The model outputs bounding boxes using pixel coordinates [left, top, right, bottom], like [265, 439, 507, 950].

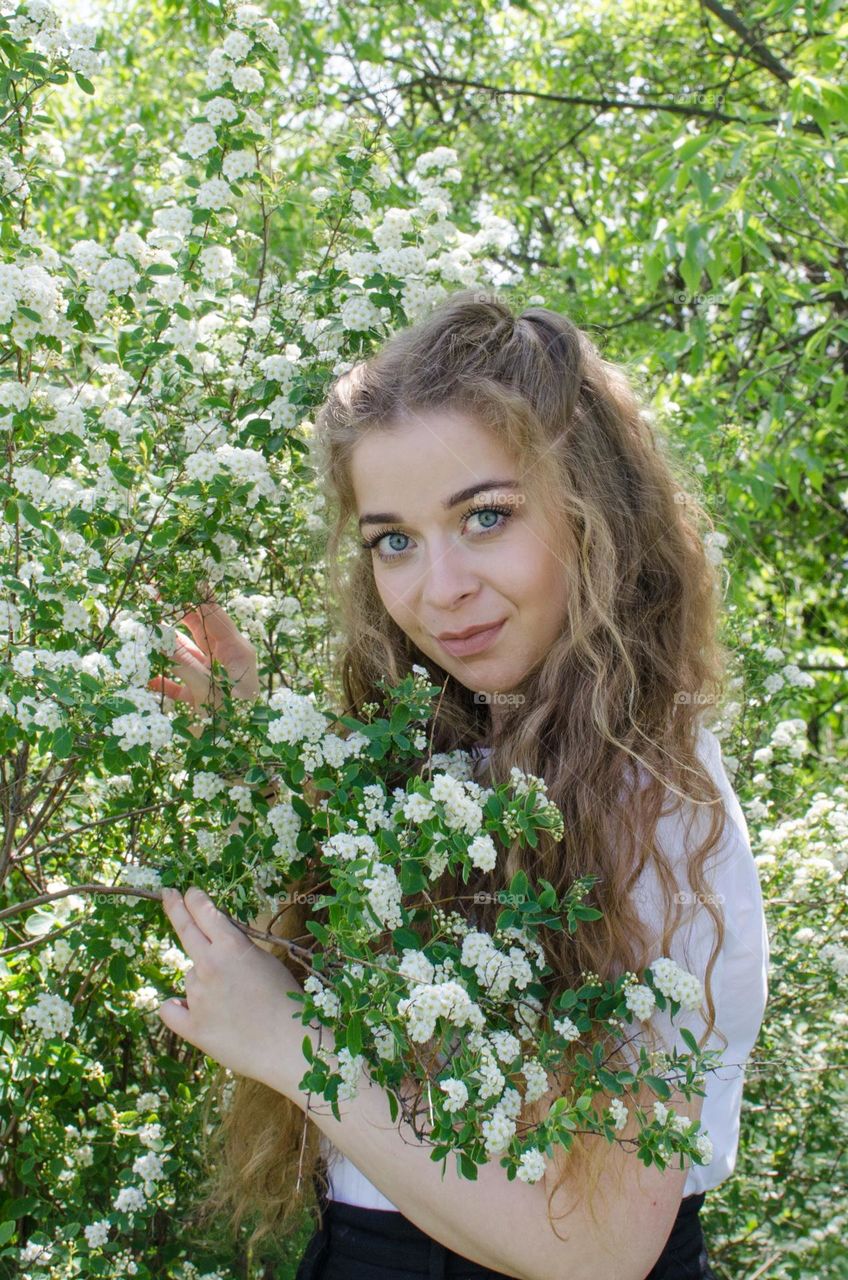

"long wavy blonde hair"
[182, 290, 734, 1258]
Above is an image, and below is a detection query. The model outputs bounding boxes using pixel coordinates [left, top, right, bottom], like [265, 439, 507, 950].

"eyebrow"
[358, 479, 522, 530]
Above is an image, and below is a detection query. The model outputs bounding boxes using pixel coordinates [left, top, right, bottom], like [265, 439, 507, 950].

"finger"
[180, 603, 240, 660]
[186, 610, 255, 673]
[169, 640, 217, 708]
[182, 606, 259, 690]
[161, 888, 213, 953]
[173, 631, 208, 665]
[156, 997, 191, 1033]
[148, 675, 190, 702]
[182, 885, 240, 942]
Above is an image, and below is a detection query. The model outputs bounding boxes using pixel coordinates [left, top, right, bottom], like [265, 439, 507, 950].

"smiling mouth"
[435, 619, 507, 657]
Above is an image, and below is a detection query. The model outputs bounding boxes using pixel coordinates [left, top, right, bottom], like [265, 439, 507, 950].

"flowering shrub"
[236, 666, 722, 1184]
[1, 1, 846, 1279]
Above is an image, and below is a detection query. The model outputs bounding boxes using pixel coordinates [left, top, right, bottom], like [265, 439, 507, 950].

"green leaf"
[508, 869, 529, 900]
[302, 1035, 314, 1063]
[347, 1013, 363, 1056]
[74, 72, 95, 95]
[597, 1067, 624, 1094]
[644, 1075, 672, 1101]
[18, 499, 42, 528]
[389, 703, 411, 732]
[679, 1027, 699, 1054]
[52, 726, 73, 759]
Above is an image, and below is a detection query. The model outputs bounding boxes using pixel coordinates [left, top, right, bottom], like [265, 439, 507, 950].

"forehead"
[350, 408, 519, 506]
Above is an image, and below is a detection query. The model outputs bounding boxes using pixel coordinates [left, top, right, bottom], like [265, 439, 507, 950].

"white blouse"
[318, 727, 770, 1206]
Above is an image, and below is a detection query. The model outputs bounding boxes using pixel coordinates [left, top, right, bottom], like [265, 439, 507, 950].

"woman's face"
[350, 407, 570, 719]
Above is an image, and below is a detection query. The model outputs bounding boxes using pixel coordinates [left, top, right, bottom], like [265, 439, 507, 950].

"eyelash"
[360, 502, 516, 563]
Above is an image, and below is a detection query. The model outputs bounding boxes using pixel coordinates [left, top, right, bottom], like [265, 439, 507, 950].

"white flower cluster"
[398, 948, 436, 985]
[322, 831, 380, 862]
[21, 991, 74, 1039]
[310, 731, 370, 772]
[650, 957, 705, 1010]
[397, 979, 486, 1043]
[466, 1039, 503, 1099]
[497, 926, 546, 969]
[113, 1184, 147, 1214]
[136, 1090, 166, 1113]
[439, 1077, 469, 1112]
[703, 530, 729, 566]
[553, 1014, 581, 1042]
[487, 1029, 521, 1064]
[109, 688, 173, 753]
[521, 1057, 549, 1104]
[400, 790, 436, 822]
[266, 687, 330, 745]
[132, 1149, 166, 1194]
[460, 930, 534, 999]
[265, 799, 302, 869]
[512, 992, 544, 1040]
[4, 3, 102, 86]
[624, 982, 656, 1021]
[467, 832, 498, 872]
[362, 861, 404, 932]
[0, 260, 66, 346]
[608, 1097, 629, 1131]
[821, 943, 848, 978]
[770, 718, 809, 756]
[84, 1219, 111, 1248]
[192, 771, 228, 801]
[516, 1147, 547, 1184]
[118, 864, 162, 893]
[429, 772, 486, 836]
[480, 1085, 522, 1155]
[370, 1022, 395, 1060]
[358, 783, 399, 834]
[304, 974, 341, 1019]
[336, 1046, 364, 1101]
[18, 1240, 54, 1268]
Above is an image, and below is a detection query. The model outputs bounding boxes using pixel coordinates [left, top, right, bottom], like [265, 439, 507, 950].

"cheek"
[374, 571, 415, 622]
[515, 529, 567, 613]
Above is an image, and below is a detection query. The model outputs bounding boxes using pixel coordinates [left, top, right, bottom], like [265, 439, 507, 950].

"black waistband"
[324, 1191, 705, 1233]
[301, 1192, 707, 1279]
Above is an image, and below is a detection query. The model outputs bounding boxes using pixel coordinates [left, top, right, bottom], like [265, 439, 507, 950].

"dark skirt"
[293, 1190, 717, 1280]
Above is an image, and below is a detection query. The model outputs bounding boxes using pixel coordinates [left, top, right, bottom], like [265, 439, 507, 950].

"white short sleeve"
[623, 726, 771, 1195]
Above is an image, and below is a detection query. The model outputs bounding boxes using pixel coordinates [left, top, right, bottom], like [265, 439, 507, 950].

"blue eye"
[359, 503, 515, 563]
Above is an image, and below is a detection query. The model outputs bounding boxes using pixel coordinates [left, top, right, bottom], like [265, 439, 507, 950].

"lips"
[435, 619, 507, 658]
[437, 620, 506, 641]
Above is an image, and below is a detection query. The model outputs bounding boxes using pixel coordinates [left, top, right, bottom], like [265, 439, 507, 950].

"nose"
[419, 539, 482, 618]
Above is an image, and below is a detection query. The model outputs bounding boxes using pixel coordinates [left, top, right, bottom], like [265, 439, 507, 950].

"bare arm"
[268, 1009, 703, 1280]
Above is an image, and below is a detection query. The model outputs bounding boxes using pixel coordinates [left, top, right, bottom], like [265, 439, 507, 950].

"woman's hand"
[157, 886, 309, 1094]
[148, 591, 260, 736]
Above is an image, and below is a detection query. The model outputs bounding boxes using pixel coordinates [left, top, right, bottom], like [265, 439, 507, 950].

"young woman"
[155, 292, 769, 1279]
